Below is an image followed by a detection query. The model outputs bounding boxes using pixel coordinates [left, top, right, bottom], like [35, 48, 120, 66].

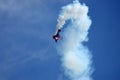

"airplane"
[52, 29, 61, 42]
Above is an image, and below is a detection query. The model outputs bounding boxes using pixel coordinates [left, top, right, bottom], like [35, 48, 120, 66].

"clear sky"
[0, 0, 120, 80]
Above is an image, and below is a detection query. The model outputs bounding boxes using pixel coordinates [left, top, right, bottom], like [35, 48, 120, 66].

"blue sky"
[0, 0, 120, 80]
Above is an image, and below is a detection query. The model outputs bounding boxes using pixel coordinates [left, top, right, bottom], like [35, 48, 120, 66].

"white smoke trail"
[56, 0, 93, 80]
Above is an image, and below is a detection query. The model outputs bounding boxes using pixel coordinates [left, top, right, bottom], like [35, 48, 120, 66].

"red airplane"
[53, 29, 61, 42]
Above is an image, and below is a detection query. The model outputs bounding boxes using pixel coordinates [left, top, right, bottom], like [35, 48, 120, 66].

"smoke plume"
[56, 0, 93, 80]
